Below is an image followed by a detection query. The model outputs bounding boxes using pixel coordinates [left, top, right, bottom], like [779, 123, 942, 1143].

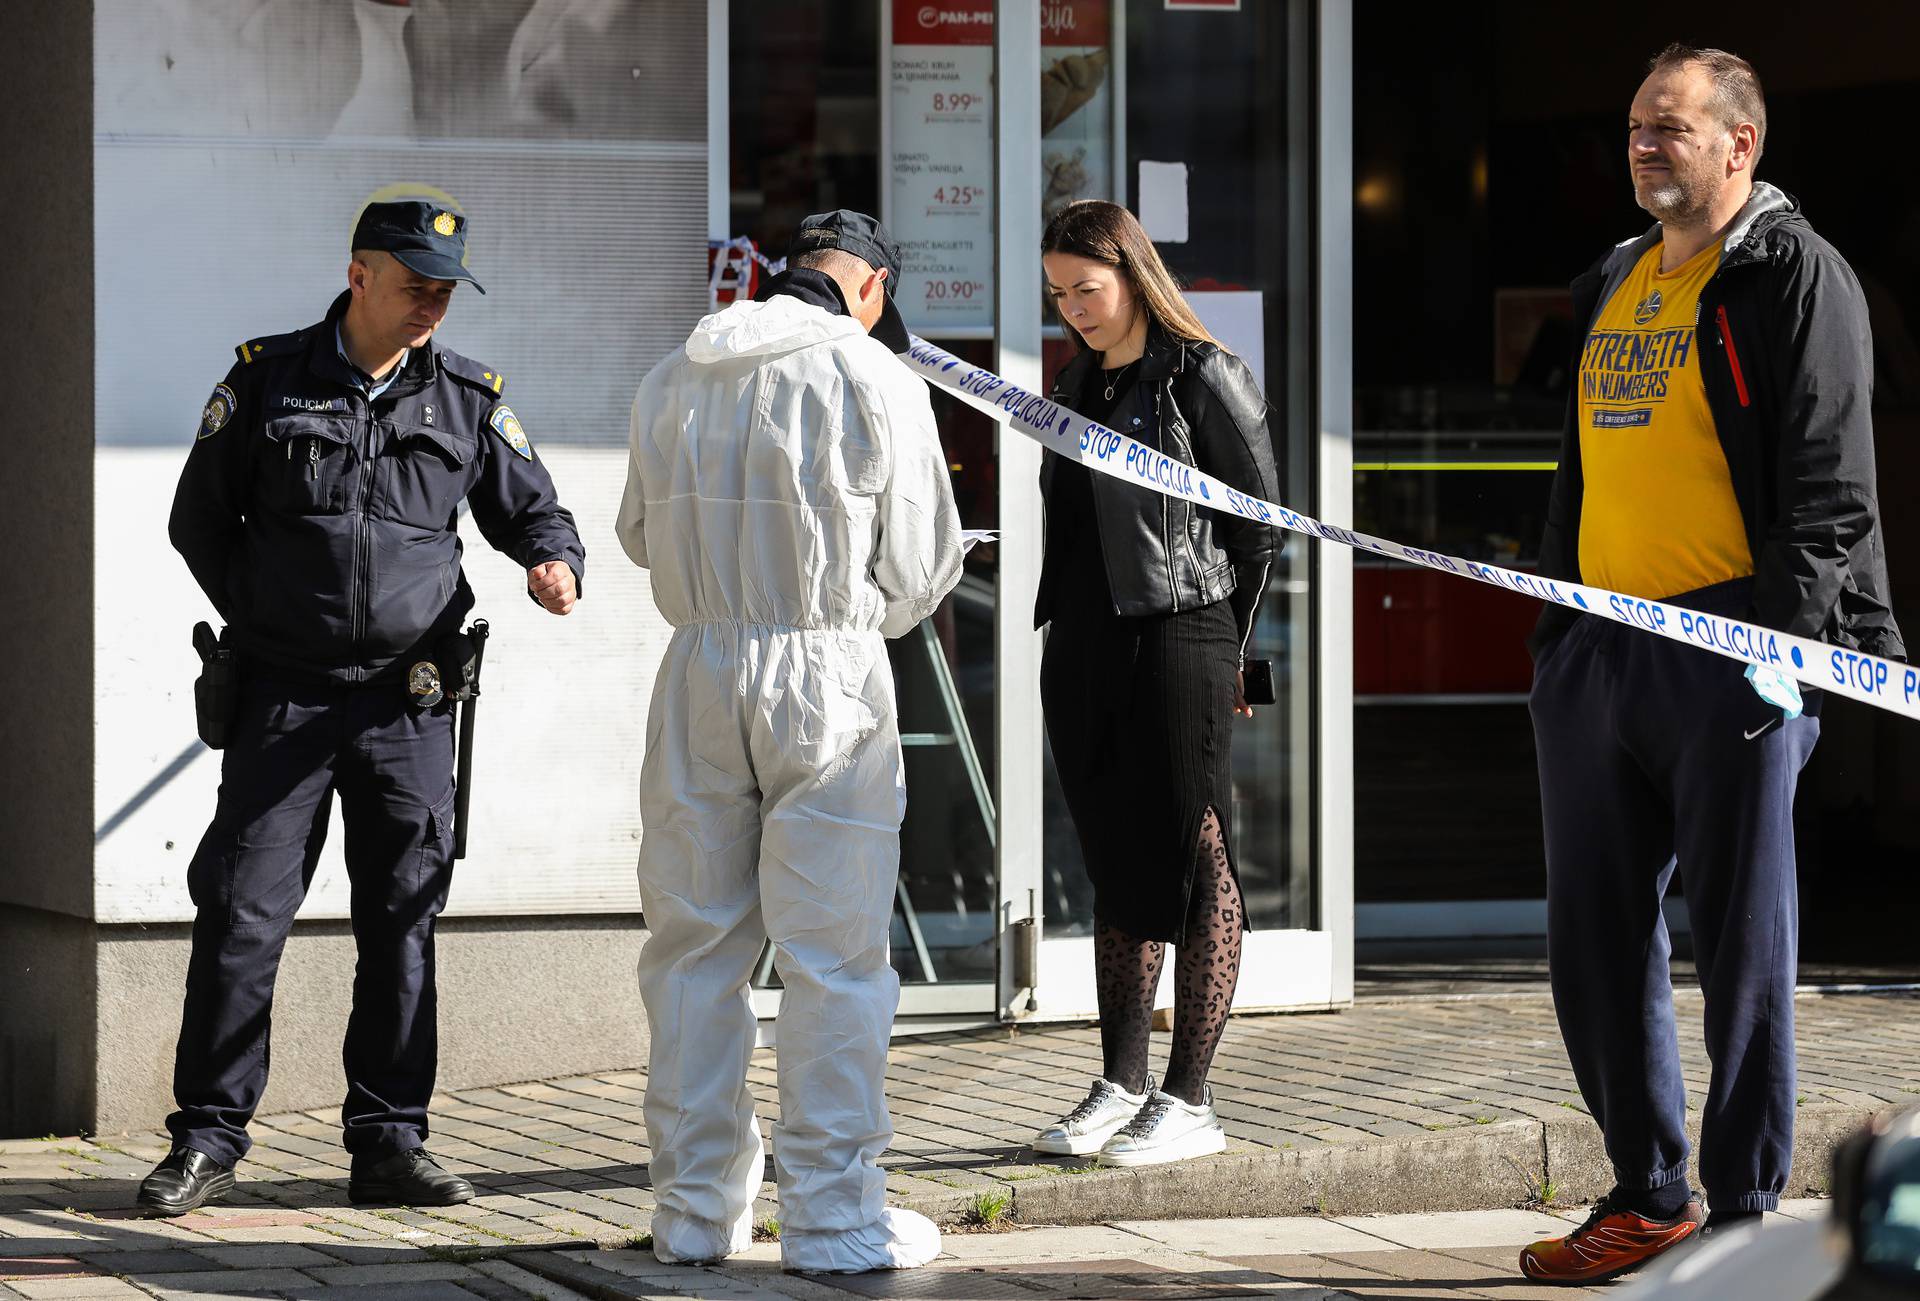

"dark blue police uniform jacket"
[170, 289, 585, 683]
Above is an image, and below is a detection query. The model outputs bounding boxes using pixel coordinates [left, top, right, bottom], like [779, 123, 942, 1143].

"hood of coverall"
[685, 293, 872, 366]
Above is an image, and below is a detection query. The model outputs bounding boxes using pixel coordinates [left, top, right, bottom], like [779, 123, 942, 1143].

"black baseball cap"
[351, 200, 485, 294]
[789, 209, 908, 352]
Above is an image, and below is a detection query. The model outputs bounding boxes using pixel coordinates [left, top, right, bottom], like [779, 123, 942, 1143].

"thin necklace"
[1102, 359, 1136, 401]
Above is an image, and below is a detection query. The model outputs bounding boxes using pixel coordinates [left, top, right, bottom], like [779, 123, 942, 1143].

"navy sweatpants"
[169, 673, 458, 1166]
[1529, 577, 1819, 1214]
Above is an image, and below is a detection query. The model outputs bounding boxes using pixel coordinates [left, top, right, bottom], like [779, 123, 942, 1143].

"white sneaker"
[1097, 1088, 1226, 1166]
[1031, 1077, 1151, 1155]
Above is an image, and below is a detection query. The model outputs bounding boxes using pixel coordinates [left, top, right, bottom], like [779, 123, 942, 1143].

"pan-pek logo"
[913, 1, 1080, 37]
[917, 6, 991, 31]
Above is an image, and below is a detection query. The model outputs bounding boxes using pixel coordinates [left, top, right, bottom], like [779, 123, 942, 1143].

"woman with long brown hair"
[1029, 200, 1282, 1166]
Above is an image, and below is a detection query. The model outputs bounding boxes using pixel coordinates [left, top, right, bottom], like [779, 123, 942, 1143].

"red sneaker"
[1518, 1196, 1705, 1283]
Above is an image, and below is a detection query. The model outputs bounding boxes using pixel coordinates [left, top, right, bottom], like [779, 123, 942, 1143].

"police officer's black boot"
[137, 1145, 236, 1217]
[347, 1148, 474, 1207]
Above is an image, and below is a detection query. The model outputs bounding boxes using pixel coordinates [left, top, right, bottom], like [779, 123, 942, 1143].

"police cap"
[352, 200, 486, 294]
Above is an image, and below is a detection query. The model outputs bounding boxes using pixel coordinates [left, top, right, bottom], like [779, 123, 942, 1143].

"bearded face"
[1635, 132, 1730, 223]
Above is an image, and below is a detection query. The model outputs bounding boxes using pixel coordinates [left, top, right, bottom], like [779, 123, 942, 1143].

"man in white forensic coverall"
[616, 210, 963, 1273]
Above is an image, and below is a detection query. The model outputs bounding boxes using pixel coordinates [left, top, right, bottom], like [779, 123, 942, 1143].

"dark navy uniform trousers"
[170, 672, 457, 1166]
[1530, 577, 1819, 1214]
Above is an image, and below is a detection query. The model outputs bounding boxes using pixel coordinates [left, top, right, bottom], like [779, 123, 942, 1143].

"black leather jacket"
[1034, 324, 1283, 650]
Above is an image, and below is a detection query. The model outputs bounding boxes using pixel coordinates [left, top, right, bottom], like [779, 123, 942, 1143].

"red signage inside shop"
[893, 1, 1109, 47]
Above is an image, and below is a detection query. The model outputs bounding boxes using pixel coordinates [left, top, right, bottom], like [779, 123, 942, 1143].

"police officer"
[139, 200, 585, 1215]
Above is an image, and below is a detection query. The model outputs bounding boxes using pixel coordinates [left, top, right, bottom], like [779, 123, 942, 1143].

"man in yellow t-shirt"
[1520, 45, 1903, 1286]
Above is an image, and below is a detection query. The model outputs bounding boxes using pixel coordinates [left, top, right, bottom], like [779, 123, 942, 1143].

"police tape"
[902, 335, 1920, 723]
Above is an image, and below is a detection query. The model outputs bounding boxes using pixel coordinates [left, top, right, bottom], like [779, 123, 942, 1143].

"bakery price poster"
[889, 1, 1113, 333]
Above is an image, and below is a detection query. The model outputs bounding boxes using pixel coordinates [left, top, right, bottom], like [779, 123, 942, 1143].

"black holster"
[436, 629, 484, 702]
[192, 622, 238, 749]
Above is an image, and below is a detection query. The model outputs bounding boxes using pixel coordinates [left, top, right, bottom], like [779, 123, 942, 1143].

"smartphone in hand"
[1242, 658, 1276, 706]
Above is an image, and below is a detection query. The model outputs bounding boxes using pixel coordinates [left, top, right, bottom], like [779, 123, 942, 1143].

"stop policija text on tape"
[903, 336, 1919, 722]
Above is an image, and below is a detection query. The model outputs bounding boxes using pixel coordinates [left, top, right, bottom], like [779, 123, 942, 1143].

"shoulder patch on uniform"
[488, 404, 533, 460]
[438, 349, 507, 395]
[197, 383, 237, 439]
[234, 329, 305, 366]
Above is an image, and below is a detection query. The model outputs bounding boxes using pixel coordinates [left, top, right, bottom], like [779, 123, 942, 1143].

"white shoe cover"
[781, 1207, 942, 1274]
[650, 1205, 753, 1265]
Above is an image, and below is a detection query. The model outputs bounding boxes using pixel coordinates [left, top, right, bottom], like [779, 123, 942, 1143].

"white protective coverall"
[617, 293, 964, 1271]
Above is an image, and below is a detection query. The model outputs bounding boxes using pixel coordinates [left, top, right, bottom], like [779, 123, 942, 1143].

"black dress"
[1037, 371, 1242, 945]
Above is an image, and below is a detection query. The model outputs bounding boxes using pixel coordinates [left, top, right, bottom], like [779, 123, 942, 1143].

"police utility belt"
[189, 622, 489, 749]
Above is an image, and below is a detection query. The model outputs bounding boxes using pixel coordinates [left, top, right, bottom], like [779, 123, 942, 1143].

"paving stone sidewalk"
[1, 989, 1911, 1297]
[0, 1200, 1839, 1299]
[522, 1199, 1838, 1300]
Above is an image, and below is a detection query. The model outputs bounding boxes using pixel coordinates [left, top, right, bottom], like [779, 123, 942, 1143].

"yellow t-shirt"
[1577, 239, 1753, 599]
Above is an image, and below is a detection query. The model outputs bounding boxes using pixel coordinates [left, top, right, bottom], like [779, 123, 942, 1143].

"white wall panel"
[93, 446, 669, 922]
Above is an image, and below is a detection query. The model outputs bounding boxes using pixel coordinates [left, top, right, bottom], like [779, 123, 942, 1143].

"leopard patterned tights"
[1094, 806, 1245, 1105]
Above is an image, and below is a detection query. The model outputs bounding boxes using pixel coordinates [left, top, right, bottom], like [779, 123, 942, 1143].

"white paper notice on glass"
[1187, 291, 1265, 391]
[1137, 160, 1190, 243]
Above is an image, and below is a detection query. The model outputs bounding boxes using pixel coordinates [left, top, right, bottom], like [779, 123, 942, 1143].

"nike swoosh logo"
[1744, 723, 1774, 740]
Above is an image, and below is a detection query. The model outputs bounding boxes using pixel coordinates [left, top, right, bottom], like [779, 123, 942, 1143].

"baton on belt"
[453, 619, 490, 860]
